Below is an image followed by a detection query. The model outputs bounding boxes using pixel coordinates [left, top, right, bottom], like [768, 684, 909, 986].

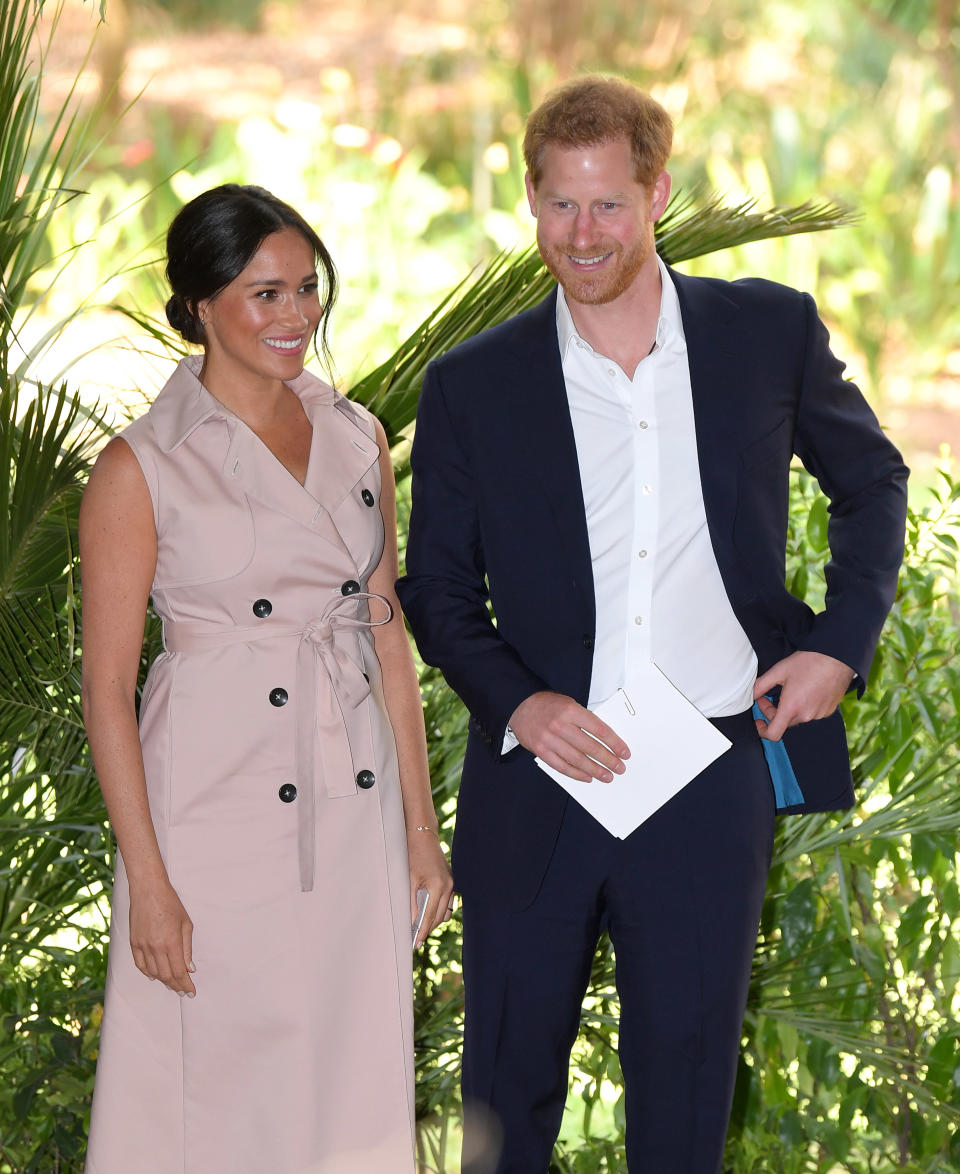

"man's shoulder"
[671, 268, 809, 316]
[429, 288, 558, 379]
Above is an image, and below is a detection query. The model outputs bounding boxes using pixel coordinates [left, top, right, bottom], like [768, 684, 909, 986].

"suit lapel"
[671, 267, 758, 605]
[505, 290, 596, 622]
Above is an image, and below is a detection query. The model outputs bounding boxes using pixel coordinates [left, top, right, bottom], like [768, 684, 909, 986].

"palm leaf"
[349, 192, 856, 447]
[0, 377, 104, 594]
[0, 0, 113, 373]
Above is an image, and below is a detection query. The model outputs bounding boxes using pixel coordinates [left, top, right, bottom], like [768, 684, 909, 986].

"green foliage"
[353, 194, 855, 449]
[0, 1, 112, 381]
[0, 948, 104, 1171]
[3, 3, 960, 1171]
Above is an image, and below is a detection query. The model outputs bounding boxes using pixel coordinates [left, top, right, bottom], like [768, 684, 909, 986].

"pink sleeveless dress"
[85, 357, 416, 1174]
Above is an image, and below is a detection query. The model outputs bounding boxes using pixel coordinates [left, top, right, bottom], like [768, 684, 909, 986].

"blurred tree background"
[27, 0, 960, 476]
[3, 0, 960, 1171]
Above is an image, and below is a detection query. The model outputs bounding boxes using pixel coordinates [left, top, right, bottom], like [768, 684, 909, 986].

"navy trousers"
[460, 713, 775, 1174]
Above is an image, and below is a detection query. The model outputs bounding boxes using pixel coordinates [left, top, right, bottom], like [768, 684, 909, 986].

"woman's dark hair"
[164, 183, 339, 368]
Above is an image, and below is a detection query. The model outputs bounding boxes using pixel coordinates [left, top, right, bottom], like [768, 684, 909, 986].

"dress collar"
[148, 354, 337, 453]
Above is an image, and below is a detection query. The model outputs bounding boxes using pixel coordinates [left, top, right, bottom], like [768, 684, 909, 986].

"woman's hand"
[128, 876, 197, 996]
[408, 828, 455, 949]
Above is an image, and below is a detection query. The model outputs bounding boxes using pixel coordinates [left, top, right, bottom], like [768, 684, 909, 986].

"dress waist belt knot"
[162, 591, 392, 892]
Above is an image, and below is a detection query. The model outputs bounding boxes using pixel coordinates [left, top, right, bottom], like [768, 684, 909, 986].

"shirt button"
[278, 783, 297, 803]
[269, 687, 289, 707]
[638, 549, 648, 558]
[634, 615, 643, 626]
[341, 580, 361, 596]
[637, 420, 649, 430]
[642, 484, 653, 495]
[607, 368, 616, 377]
[252, 598, 273, 618]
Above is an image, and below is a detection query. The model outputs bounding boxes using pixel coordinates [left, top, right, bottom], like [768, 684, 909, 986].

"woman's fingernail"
[187, 992, 196, 999]
[177, 990, 186, 998]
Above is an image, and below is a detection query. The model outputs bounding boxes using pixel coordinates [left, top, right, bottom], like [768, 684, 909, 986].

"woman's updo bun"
[163, 184, 338, 361]
[164, 292, 205, 345]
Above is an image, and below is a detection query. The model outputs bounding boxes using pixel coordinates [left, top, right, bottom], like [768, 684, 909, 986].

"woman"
[80, 184, 453, 1174]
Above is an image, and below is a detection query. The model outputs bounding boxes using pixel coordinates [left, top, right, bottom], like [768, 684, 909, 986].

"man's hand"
[753, 650, 856, 742]
[508, 691, 630, 782]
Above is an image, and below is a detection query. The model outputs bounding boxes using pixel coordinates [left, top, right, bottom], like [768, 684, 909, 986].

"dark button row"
[261, 580, 373, 803]
[277, 771, 375, 804]
[361, 488, 375, 507]
[254, 581, 363, 615]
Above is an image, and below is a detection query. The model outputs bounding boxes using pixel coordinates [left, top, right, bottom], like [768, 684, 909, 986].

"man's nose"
[571, 209, 598, 248]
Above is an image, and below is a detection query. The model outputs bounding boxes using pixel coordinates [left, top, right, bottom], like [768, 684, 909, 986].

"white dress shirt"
[558, 256, 757, 717]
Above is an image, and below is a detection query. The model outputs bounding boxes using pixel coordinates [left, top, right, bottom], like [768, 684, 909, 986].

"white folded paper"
[535, 662, 733, 838]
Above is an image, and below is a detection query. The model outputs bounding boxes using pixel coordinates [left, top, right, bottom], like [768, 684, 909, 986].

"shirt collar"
[555, 254, 684, 359]
[147, 354, 337, 453]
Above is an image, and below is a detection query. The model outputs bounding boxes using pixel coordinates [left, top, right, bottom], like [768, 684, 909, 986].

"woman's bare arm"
[79, 437, 196, 995]
[367, 420, 454, 945]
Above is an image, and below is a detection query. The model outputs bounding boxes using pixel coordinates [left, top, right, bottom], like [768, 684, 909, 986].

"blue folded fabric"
[752, 699, 805, 810]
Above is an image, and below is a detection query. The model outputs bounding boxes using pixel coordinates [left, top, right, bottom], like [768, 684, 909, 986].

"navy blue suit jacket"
[397, 269, 908, 909]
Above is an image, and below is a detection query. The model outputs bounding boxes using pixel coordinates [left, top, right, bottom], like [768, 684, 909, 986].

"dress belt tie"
[162, 591, 392, 892]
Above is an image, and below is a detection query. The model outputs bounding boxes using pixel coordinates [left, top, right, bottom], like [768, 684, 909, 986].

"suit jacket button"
[583, 634, 594, 649]
[361, 489, 375, 507]
[252, 598, 273, 618]
[356, 769, 376, 789]
[341, 580, 361, 596]
[269, 687, 289, 707]
[278, 783, 297, 803]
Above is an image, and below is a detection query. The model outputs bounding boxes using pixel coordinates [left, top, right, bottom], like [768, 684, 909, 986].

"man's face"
[525, 137, 671, 307]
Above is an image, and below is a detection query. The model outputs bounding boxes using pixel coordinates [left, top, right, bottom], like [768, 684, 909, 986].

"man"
[396, 76, 907, 1173]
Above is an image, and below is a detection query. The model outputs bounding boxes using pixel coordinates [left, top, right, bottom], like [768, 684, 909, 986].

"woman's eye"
[255, 289, 277, 300]
[300, 282, 319, 295]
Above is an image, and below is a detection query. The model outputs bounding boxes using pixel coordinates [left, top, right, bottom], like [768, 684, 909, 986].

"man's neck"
[565, 255, 663, 380]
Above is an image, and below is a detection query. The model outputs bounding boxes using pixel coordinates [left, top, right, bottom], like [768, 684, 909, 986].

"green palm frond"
[0, 0, 111, 372]
[0, 377, 104, 594]
[655, 190, 857, 263]
[350, 191, 855, 446]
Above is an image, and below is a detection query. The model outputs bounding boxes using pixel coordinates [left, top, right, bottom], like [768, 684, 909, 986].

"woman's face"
[198, 226, 323, 391]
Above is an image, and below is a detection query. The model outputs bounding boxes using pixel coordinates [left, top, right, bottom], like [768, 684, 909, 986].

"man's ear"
[650, 171, 672, 221]
[524, 172, 538, 217]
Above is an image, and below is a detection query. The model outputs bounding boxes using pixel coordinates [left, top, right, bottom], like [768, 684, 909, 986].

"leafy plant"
[4, 2, 959, 1172]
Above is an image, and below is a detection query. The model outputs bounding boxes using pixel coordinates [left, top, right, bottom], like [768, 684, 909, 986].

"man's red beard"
[537, 232, 651, 306]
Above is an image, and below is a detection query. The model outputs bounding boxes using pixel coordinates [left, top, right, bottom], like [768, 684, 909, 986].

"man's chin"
[554, 271, 627, 307]
[540, 253, 637, 307]
[561, 280, 623, 306]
